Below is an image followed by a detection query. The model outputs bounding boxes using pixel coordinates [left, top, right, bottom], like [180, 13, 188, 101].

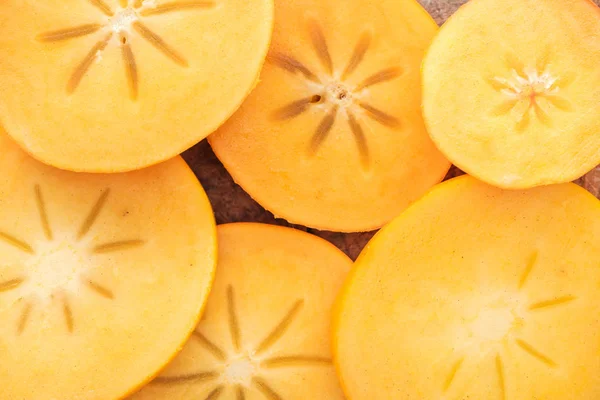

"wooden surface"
[182, 0, 600, 260]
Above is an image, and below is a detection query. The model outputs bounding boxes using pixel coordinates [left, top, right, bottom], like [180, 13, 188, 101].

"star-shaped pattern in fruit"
[151, 285, 331, 399]
[443, 251, 577, 397]
[0, 186, 144, 334]
[37, 0, 215, 99]
[268, 20, 403, 168]
[489, 57, 573, 131]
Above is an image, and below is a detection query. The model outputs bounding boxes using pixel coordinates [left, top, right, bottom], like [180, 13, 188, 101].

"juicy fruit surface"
[130, 223, 351, 400]
[422, 0, 600, 188]
[0, 130, 217, 399]
[0, 0, 273, 172]
[209, 0, 450, 232]
[334, 176, 600, 399]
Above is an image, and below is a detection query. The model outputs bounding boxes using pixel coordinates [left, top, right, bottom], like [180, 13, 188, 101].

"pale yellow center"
[326, 82, 353, 106]
[223, 357, 257, 386]
[25, 239, 87, 299]
[469, 308, 516, 342]
[110, 8, 138, 33]
[500, 67, 557, 102]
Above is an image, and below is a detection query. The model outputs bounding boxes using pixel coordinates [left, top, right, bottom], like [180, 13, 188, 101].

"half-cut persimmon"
[422, 0, 600, 188]
[0, 0, 273, 172]
[130, 223, 351, 400]
[0, 128, 216, 399]
[209, 0, 450, 232]
[334, 176, 600, 399]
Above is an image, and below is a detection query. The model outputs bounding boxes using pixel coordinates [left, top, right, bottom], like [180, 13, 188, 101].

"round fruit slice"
[0, 128, 217, 400]
[333, 176, 600, 399]
[130, 223, 352, 400]
[0, 0, 273, 172]
[422, 0, 600, 189]
[208, 0, 450, 232]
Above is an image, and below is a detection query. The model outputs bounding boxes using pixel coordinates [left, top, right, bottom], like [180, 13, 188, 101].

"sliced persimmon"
[208, 0, 450, 232]
[0, 128, 216, 399]
[334, 176, 600, 399]
[130, 223, 351, 400]
[0, 0, 273, 172]
[422, 0, 600, 188]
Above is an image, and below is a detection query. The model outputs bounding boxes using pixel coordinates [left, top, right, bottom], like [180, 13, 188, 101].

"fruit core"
[223, 356, 258, 386]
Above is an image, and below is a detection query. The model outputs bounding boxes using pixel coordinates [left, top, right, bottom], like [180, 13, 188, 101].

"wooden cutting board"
[182, 0, 600, 260]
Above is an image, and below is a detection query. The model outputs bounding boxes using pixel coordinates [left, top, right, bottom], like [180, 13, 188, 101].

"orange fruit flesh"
[334, 176, 600, 399]
[422, 0, 600, 188]
[0, 128, 217, 400]
[0, 0, 273, 172]
[130, 223, 351, 400]
[209, 0, 450, 232]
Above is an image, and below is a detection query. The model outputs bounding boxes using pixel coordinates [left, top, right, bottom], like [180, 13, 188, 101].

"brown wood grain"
[183, 0, 600, 260]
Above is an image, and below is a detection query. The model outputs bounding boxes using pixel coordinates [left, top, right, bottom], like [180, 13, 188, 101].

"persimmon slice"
[334, 176, 600, 399]
[422, 0, 600, 188]
[208, 0, 450, 232]
[130, 223, 351, 400]
[0, 129, 216, 399]
[0, 0, 273, 172]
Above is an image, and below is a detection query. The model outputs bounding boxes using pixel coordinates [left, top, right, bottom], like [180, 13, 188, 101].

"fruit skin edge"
[420, 76, 600, 189]
[420, 0, 600, 189]
[139, 0, 275, 177]
[329, 174, 600, 399]
[108, 158, 219, 400]
[195, 0, 599, 241]
[0, 131, 220, 399]
[0, 0, 598, 396]
[0, 0, 276, 174]
[575, 166, 600, 198]
[206, 136, 450, 233]
[155, 0, 275, 176]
